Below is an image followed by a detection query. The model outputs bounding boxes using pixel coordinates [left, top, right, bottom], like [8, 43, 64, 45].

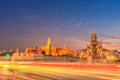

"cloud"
[97, 33, 120, 49]
[98, 33, 120, 40]
[67, 38, 89, 47]
[103, 43, 120, 50]
[67, 36, 120, 50]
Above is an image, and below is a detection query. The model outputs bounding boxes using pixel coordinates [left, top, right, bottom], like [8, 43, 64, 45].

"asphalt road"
[0, 63, 120, 80]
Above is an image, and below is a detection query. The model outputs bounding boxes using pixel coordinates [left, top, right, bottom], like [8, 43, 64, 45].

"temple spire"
[91, 32, 97, 42]
[46, 36, 51, 47]
[63, 44, 66, 49]
[45, 37, 51, 54]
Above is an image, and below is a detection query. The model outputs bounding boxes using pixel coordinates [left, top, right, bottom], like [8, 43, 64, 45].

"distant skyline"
[1, 0, 120, 50]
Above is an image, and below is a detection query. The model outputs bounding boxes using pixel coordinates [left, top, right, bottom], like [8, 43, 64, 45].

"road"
[0, 62, 120, 80]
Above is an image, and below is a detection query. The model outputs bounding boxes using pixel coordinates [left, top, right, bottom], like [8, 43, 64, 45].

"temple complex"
[79, 32, 118, 63]
[24, 37, 77, 57]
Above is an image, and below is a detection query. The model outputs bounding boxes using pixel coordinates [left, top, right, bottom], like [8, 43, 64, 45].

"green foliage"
[2, 52, 12, 56]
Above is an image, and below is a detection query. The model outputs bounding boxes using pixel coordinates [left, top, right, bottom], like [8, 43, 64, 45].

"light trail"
[18, 63, 120, 80]
[0, 62, 120, 80]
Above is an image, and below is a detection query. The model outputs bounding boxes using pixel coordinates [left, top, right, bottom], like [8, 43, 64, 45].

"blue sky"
[0, 0, 120, 50]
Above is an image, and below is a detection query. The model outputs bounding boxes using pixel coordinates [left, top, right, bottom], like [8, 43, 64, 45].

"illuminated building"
[79, 32, 118, 63]
[25, 37, 76, 57]
[40, 37, 75, 56]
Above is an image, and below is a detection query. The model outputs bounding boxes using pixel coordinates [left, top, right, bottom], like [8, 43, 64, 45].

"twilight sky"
[1, 0, 120, 50]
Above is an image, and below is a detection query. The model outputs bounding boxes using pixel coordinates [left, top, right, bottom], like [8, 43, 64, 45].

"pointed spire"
[35, 45, 38, 50]
[63, 44, 66, 49]
[16, 48, 19, 53]
[25, 48, 28, 53]
[91, 32, 97, 42]
[46, 36, 51, 55]
[47, 36, 51, 47]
